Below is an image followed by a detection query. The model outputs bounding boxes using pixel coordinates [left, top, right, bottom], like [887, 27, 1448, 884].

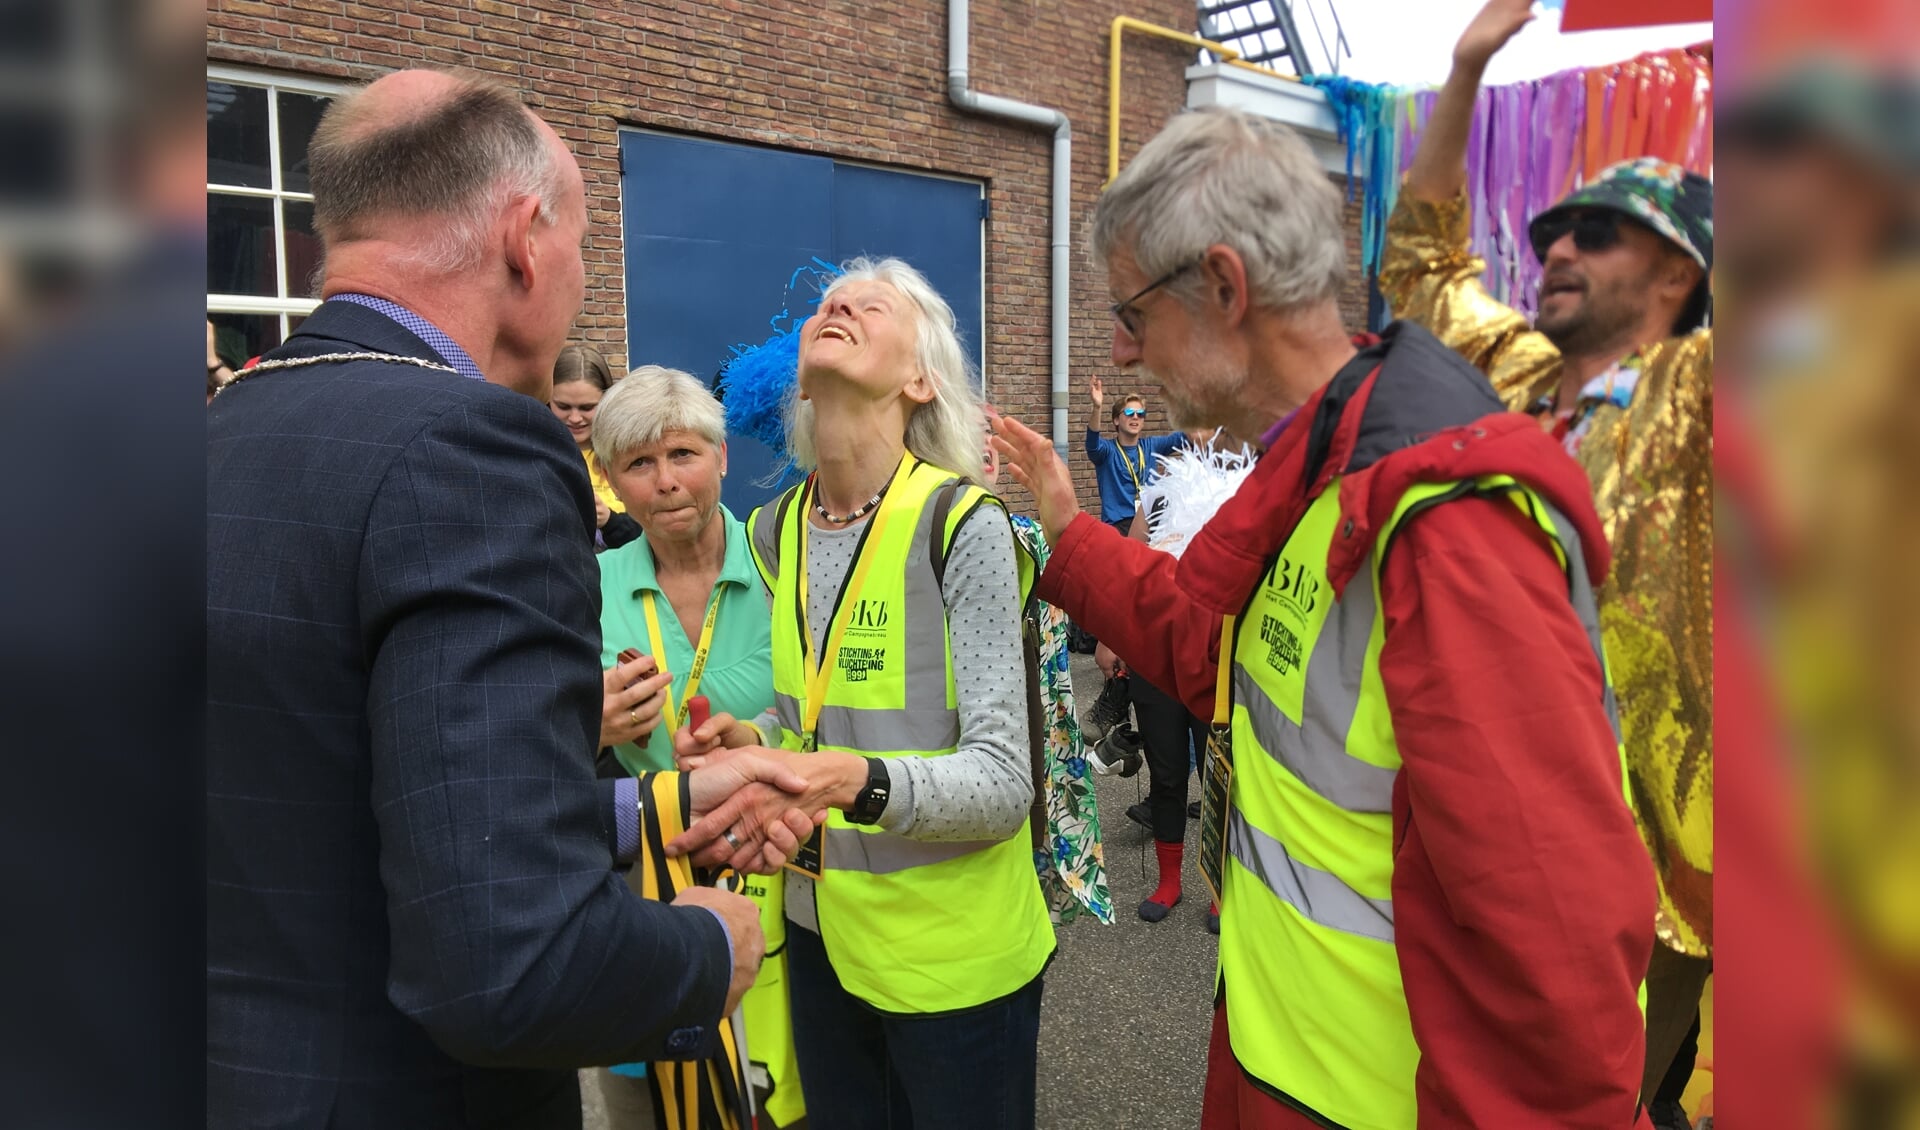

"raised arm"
[1084, 375, 1109, 458]
[1380, 0, 1559, 405]
[1401, 0, 1532, 205]
[993, 413, 1224, 717]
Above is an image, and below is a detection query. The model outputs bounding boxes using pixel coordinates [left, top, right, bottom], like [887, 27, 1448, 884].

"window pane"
[207, 82, 270, 189]
[208, 192, 277, 297]
[209, 312, 281, 369]
[277, 91, 330, 194]
[284, 200, 322, 299]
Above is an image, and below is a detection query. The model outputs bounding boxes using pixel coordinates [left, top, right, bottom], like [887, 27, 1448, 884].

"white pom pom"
[1140, 432, 1256, 559]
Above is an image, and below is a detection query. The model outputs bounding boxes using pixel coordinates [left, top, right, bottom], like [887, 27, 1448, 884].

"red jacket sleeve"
[1376, 496, 1655, 1129]
[1037, 513, 1224, 718]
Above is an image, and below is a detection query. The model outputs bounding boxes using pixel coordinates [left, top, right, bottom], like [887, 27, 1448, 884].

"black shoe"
[1138, 895, 1178, 922]
[1089, 725, 1143, 778]
[1646, 1100, 1693, 1130]
[1126, 801, 1152, 830]
[1187, 800, 1200, 820]
[1206, 908, 1220, 934]
[1082, 676, 1131, 742]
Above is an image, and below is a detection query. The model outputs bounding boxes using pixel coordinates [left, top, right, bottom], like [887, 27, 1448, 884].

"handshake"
[665, 707, 864, 875]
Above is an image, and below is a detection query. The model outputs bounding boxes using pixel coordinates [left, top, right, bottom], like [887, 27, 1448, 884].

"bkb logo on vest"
[850, 599, 889, 629]
[1259, 614, 1302, 676]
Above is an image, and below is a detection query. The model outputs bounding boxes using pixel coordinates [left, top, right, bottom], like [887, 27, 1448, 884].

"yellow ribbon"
[640, 588, 723, 737]
[796, 451, 915, 750]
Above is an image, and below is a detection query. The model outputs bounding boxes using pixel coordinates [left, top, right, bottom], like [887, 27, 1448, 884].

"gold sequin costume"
[1381, 189, 1712, 956]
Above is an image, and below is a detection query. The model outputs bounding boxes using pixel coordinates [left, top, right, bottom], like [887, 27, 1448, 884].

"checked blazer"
[207, 300, 730, 1129]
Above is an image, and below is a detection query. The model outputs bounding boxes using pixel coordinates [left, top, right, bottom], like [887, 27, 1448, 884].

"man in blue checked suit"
[207, 70, 816, 1129]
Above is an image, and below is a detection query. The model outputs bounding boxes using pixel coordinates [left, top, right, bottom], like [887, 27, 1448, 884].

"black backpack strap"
[927, 480, 965, 592]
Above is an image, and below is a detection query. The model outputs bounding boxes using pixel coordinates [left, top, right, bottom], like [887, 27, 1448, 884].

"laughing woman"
[681, 258, 1053, 1130]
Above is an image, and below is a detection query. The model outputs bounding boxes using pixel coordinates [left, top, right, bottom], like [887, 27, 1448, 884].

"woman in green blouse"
[591, 365, 804, 1129]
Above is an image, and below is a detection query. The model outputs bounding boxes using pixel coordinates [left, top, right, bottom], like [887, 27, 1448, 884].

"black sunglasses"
[1530, 210, 1627, 263]
[1110, 260, 1201, 338]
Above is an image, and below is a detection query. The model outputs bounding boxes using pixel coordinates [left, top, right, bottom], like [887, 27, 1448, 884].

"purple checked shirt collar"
[333, 293, 485, 383]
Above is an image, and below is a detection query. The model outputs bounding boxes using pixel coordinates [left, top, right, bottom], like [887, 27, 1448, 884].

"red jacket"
[1042, 324, 1656, 1128]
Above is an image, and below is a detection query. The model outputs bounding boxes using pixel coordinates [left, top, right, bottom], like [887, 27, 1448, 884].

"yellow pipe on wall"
[1107, 16, 1298, 184]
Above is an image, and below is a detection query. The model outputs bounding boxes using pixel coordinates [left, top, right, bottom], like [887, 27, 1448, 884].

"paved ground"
[585, 651, 1217, 1129]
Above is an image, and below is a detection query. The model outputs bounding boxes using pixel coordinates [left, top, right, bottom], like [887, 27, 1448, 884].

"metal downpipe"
[947, 0, 1073, 455]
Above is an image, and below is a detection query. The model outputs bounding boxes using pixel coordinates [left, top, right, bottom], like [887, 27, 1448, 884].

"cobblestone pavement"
[584, 652, 1217, 1130]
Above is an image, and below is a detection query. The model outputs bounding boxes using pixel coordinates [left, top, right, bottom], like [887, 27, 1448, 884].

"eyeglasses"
[1120, 408, 1146, 418]
[1530, 210, 1628, 262]
[1110, 260, 1201, 338]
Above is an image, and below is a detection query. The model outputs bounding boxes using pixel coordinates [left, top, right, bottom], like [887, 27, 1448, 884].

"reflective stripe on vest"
[746, 461, 1052, 1014]
[1219, 473, 1632, 1130]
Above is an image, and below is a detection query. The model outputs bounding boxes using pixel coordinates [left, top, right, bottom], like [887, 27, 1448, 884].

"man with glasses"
[992, 102, 1654, 1128]
[1379, 2, 1713, 1125]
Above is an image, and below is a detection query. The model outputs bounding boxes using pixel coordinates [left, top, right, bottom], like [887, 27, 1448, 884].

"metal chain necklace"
[813, 484, 886, 525]
[215, 351, 459, 398]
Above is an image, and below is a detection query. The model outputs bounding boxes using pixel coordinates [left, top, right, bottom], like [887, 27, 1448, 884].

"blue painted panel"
[620, 132, 982, 514]
[831, 164, 984, 378]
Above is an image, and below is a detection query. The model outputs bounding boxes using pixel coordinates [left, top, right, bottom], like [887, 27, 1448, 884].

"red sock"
[1148, 841, 1184, 908]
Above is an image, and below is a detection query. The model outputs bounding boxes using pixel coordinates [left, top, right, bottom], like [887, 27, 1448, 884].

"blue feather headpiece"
[716, 258, 842, 487]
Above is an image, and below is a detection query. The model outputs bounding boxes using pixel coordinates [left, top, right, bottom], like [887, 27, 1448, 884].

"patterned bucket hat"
[1529, 157, 1714, 271]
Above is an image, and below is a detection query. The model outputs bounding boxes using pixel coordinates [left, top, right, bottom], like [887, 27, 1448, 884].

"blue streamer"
[715, 259, 844, 487]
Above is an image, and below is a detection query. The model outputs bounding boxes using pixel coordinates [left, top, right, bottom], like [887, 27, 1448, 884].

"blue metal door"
[620, 131, 984, 515]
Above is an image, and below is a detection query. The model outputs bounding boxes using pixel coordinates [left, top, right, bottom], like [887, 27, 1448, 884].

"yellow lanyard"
[1119, 442, 1145, 491]
[641, 589, 724, 736]
[1212, 614, 1237, 726]
[796, 452, 914, 751]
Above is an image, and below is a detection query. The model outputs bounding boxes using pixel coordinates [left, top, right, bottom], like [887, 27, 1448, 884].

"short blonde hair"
[788, 257, 986, 486]
[592, 365, 726, 468]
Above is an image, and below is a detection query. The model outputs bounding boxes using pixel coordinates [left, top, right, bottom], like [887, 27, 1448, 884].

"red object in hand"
[687, 695, 711, 732]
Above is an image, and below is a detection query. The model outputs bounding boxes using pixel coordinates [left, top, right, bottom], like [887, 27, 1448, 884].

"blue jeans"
[786, 924, 1043, 1130]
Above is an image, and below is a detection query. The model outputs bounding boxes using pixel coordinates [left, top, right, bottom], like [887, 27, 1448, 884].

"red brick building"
[206, 0, 1364, 513]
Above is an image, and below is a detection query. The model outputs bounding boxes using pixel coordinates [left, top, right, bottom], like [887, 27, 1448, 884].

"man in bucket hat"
[1380, 2, 1714, 1127]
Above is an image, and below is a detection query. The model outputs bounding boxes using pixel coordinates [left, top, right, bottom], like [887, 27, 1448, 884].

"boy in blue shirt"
[1084, 375, 1186, 535]
[1078, 377, 1186, 751]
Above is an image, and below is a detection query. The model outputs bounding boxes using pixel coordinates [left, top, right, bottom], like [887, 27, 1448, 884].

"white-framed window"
[206, 65, 350, 368]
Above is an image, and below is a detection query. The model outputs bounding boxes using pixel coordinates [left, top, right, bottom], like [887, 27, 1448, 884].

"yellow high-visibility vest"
[1218, 475, 1639, 1129]
[747, 455, 1053, 1014]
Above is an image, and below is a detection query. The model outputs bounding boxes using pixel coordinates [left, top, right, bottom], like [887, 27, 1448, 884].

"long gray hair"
[787, 257, 987, 487]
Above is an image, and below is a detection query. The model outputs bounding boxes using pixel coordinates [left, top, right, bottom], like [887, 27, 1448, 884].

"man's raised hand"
[991, 413, 1082, 544]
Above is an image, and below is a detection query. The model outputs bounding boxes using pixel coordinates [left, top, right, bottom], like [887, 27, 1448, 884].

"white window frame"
[206, 65, 352, 345]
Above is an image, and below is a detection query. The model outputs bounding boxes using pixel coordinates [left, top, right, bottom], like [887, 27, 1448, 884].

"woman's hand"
[672, 711, 762, 768]
[595, 499, 612, 529]
[600, 654, 674, 748]
[991, 413, 1082, 544]
[1095, 641, 1125, 680]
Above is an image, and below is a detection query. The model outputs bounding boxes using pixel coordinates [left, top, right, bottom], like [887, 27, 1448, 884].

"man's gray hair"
[308, 70, 566, 273]
[1090, 106, 1346, 313]
[788, 257, 988, 487]
[593, 365, 728, 470]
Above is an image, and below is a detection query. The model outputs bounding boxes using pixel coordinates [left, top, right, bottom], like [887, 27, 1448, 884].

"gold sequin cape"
[1380, 188, 1712, 956]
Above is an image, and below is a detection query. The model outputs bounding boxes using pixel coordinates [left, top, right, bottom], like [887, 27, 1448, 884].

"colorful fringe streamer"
[1309, 47, 1711, 323]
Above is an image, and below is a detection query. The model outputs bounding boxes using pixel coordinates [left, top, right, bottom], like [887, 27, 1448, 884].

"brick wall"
[208, 0, 1364, 517]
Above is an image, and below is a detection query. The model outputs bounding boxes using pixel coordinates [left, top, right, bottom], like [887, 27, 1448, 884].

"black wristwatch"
[846, 758, 891, 826]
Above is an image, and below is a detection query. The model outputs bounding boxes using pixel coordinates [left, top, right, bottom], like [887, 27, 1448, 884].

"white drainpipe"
[947, 0, 1072, 455]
